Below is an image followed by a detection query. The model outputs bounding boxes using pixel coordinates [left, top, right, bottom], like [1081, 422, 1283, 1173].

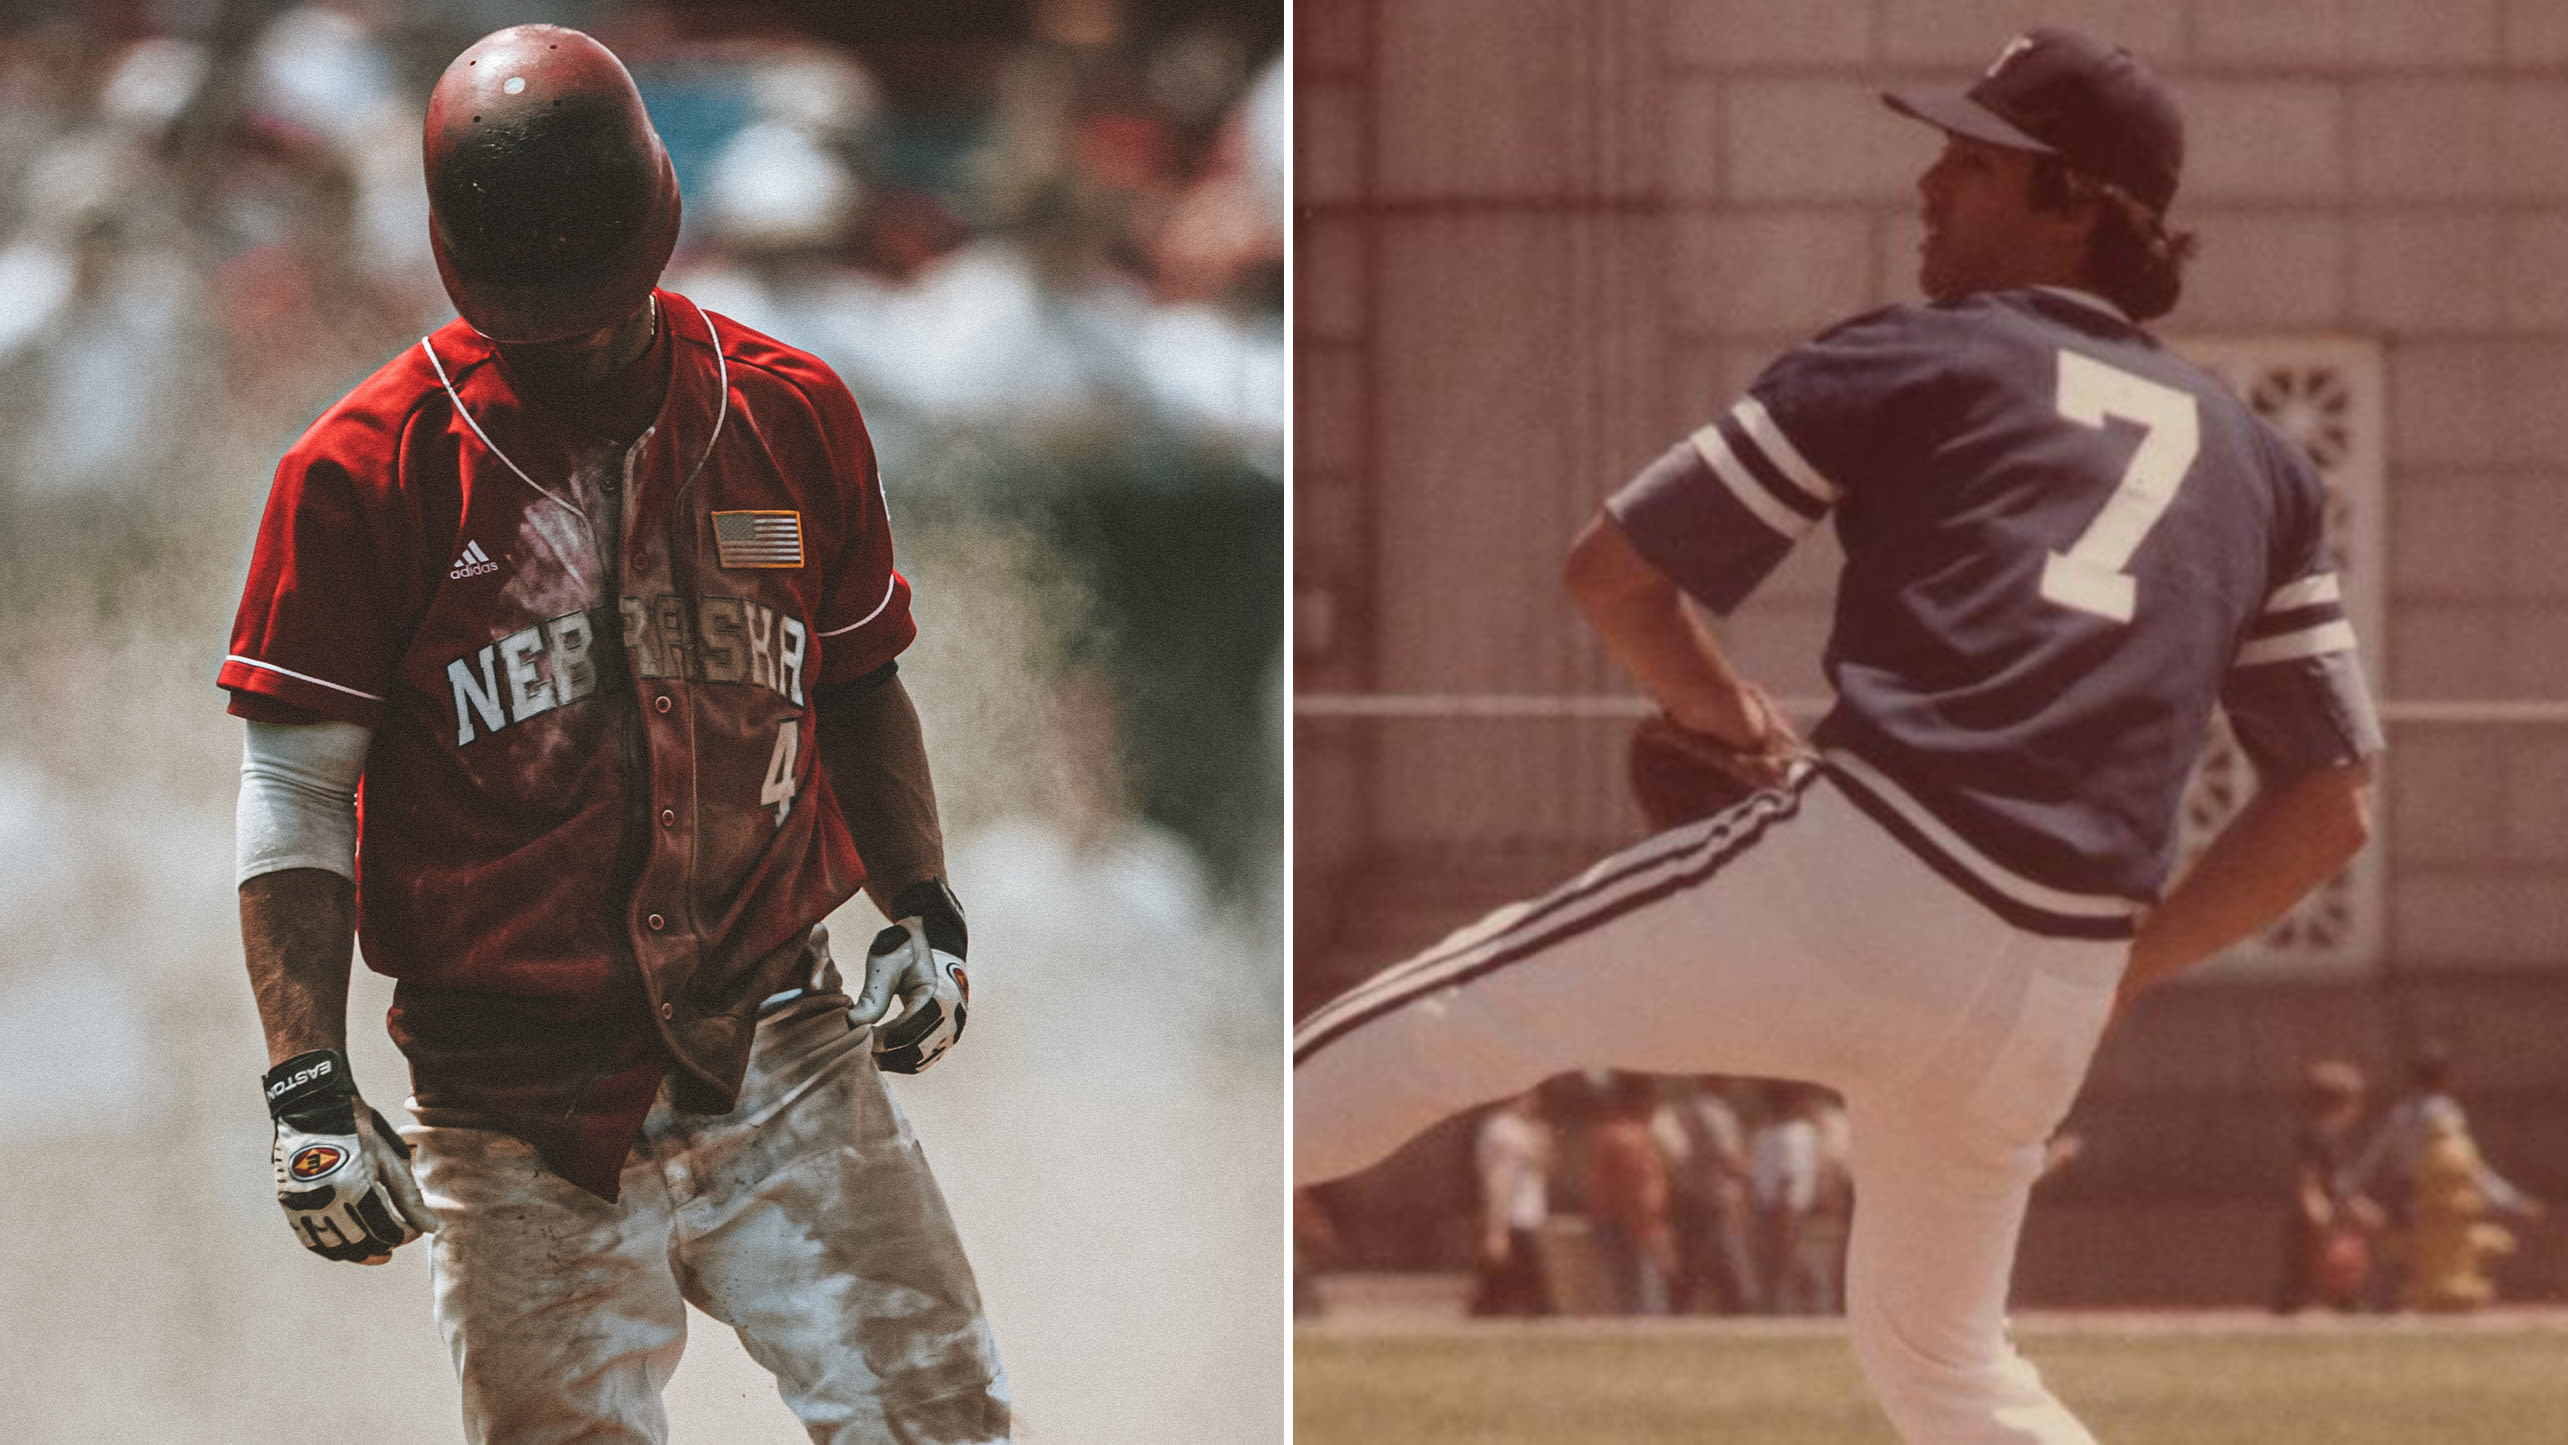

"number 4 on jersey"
[761, 719, 799, 826]
[2042, 349, 2201, 624]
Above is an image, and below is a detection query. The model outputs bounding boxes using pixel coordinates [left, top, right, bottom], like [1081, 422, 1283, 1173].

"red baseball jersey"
[222, 292, 915, 1196]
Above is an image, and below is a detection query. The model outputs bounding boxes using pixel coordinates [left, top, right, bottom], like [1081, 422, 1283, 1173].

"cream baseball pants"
[410, 994, 1008, 1445]
[1295, 772, 2126, 1445]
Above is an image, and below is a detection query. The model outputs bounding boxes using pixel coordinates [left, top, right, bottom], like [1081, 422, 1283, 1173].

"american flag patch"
[713, 510, 804, 568]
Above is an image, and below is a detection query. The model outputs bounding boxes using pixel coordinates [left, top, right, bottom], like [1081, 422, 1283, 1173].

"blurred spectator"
[0, 26, 213, 505]
[1652, 1075, 1758, 1316]
[1468, 1091, 1555, 1318]
[212, 146, 425, 413]
[2347, 1043, 2542, 1310]
[2400, 1108, 2523, 1312]
[2349, 1044, 2542, 1242]
[3, 202, 201, 500]
[1586, 1071, 1673, 1315]
[2274, 1060, 2383, 1315]
[1148, 53, 1279, 303]
[1808, 1087, 1853, 1313]
[1293, 1188, 1337, 1320]
[1750, 1081, 1844, 1315]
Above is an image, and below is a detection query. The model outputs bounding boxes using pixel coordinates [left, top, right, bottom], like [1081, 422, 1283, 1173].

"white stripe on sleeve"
[2263, 572, 2341, 614]
[2235, 619, 2360, 668]
[1691, 424, 1816, 541]
[1731, 397, 1841, 507]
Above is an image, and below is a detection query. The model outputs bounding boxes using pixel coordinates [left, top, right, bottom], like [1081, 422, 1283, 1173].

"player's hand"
[1664, 682, 1810, 790]
[264, 1049, 437, 1264]
[1629, 684, 1812, 831]
[852, 879, 970, 1075]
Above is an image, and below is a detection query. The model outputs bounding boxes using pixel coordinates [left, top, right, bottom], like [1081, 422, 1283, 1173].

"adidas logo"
[449, 540, 499, 580]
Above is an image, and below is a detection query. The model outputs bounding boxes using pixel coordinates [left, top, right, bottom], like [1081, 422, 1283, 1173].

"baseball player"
[223, 26, 1006, 1444]
[1297, 29, 2380, 1444]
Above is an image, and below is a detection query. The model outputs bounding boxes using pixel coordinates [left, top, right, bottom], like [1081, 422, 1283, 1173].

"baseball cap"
[1883, 28, 2184, 213]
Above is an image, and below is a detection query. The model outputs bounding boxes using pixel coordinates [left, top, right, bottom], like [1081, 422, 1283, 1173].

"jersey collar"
[2029, 284, 2132, 325]
[418, 288, 731, 523]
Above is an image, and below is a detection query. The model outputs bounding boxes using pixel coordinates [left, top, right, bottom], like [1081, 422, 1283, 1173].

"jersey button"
[653, 695, 672, 714]
[659, 1002, 675, 1021]
[632, 554, 649, 572]
[659, 808, 676, 828]
[647, 913, 666, 931]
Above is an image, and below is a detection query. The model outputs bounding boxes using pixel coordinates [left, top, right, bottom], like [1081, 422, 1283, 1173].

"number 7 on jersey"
[2042, 349, 2201, 624]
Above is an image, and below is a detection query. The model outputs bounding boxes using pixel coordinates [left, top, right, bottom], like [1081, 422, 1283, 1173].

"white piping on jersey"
[1691, 424, 1817, 541]
[419, 336, 589, 521]
[420, 299, 731, 555]
[817, 573, 898, 639]
[2235, 619, 2359, 669]
[1731, 397, 1841, 506]
[2263, 572, 2341, 613]
[674, 293, 730, 492]
[224, 654, 386, 702]
[1823, 749, 2140, 923]
[2031, 284, 2132, 324]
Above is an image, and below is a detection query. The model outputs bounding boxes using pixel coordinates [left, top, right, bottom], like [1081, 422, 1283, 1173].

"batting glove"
[852, 878, 970, 1075]
[264, 1049, 438, 1264]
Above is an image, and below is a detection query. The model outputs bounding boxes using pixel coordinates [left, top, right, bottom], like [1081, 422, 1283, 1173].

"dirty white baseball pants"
[1295, 769, 2125, 1445]
[410, 994, 1008, 1445]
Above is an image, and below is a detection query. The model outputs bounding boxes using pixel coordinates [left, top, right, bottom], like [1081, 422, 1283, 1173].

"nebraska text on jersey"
[445, 594, 809, 746]
[218, 293, 914, 1199]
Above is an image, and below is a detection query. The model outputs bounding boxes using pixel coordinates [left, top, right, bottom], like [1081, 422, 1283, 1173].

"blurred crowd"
[1299, 1046, 2550, 1322]
[0, 0, 1280, 534]
[1299, 1072, 1868, 1321]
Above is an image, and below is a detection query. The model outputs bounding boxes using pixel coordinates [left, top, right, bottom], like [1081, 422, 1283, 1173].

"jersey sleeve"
[2219, 454, 2385, 777]
[1605, 307, 1928, 615]
[218, 434, 414, 728]
[796, 367, 916, 686]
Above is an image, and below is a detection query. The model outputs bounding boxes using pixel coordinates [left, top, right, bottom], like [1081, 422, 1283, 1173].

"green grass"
[1296, 1325, 2568, 1444]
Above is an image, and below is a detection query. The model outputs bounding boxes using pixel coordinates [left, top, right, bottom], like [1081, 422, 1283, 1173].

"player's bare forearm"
[815, 673, 947, 913]
[239, 867, 357, 1065]
[2119, 760, 2373, 1011]
[1565, 513, 1765, 743]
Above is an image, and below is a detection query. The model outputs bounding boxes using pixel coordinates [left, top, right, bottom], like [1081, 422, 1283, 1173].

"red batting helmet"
[423, 25, 680, 343]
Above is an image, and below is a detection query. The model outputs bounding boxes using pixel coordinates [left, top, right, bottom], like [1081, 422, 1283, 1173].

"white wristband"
[236, 718, 372, 886]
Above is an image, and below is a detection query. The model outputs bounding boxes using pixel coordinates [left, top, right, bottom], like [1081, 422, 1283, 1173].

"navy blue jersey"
[1609, 287, 2381, 935]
